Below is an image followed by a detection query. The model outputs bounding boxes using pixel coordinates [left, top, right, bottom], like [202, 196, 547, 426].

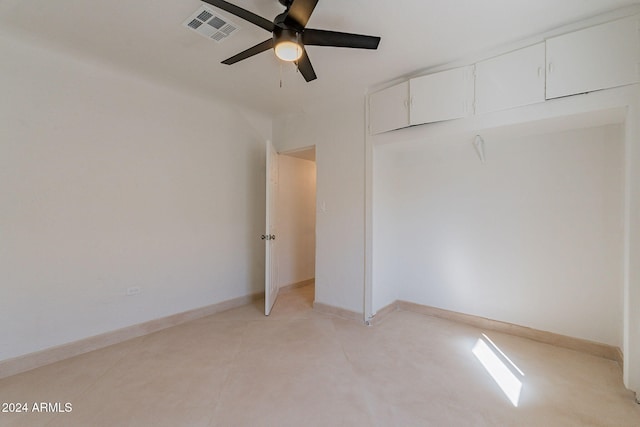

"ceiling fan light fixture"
[273, 28, 302, 62]
[275, 40, 303, 61]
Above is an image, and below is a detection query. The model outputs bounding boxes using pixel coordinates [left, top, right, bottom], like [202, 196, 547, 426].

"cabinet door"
[546, 15, 640, 99]
[476, 43, 546, 114]
[369, 82, 410, 134]
[409, 65, 474, 126]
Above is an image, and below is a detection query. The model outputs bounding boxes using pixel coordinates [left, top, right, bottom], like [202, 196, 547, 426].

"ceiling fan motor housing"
[278, 0, 294, 8]
[273, 27, 300, 45]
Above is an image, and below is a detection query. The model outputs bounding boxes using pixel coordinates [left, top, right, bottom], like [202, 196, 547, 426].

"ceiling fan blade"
[222, 39, 274, 65]
[303, 29, 381, 49]
[284, 0, 318, 29]
[296, 48, 317, 82]
[202, 0, 274, 32]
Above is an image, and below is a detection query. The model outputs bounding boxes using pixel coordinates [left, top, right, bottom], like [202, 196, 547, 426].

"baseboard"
[279, 278, 314, 293]
[0, 291, 264, 380]
[313, 302, 363, 322]
[3, 294, 621, 379]
[368, 302, 399, 325]
[397, 301, 623, 365]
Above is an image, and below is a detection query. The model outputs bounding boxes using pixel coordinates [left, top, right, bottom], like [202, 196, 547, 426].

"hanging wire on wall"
[474, 135, 486, 164]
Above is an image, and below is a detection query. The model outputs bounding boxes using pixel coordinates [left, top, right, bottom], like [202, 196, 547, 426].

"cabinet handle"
[410, 96, 414, 107]
[403, 99, 408, 109]
[548, 62, 553, 74]
[538, 66, 543, 78]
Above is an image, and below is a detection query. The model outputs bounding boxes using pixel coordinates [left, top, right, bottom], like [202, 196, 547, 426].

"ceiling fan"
[202, 0, 381, 82]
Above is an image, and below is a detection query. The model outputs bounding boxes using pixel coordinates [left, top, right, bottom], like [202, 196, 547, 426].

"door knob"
[261, 235, 267, 240]
[270, 235, 276, 240]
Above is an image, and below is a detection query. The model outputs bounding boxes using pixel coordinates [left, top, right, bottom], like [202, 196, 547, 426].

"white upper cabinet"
[368, 13, 639, 135]
[369, 81, 410, 134]
[475, 43, 546, 114]
[409, 66, 475, 126]
[546, 15, 640, 99]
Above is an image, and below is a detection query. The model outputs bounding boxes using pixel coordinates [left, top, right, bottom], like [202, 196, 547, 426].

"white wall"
[277, 155, 316, 288]
[623, 88, 640, 393]
[273, 96, 366, 314]
[371, 148, 402, 312]
[374, 124, 625, 346]
[0, 34, 267, 361]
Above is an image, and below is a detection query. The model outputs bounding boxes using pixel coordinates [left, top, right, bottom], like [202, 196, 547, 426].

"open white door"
[264, 140, 279, 315]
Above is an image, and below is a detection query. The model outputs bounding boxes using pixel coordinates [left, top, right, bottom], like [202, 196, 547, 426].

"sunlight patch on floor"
[472, 334, 525, 407]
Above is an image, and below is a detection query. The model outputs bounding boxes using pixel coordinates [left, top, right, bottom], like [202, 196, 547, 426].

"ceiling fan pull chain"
[280, 62, 283, 88]
[295, 32, 301, 75]
[296, 32, 301, 68]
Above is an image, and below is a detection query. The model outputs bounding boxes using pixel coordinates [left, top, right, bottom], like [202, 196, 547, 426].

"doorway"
[274, 146, 316, 310]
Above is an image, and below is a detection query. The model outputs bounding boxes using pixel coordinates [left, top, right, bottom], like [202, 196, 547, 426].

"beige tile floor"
[1, 284, 639, 426]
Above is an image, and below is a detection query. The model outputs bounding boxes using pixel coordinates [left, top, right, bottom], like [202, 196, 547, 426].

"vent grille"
[221, 24, 236, 35]
[182, 6, 240, 43]
[208, 16, 226, 29]
[187, 19, 203, 30]
[197, 10, 213, 22]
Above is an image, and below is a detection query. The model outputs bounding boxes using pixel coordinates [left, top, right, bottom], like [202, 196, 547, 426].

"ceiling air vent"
[182, 6, 240, 43]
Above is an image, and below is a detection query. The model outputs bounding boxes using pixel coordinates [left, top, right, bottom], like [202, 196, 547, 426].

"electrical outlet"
[126, 286, 141, 296]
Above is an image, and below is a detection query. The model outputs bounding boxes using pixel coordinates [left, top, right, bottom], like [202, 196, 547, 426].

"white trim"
[0, 292, 264, 379]
[398, 300, 623, 364]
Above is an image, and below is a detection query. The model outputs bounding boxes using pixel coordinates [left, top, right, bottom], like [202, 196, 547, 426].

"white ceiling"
[1, 0, 639, 116]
